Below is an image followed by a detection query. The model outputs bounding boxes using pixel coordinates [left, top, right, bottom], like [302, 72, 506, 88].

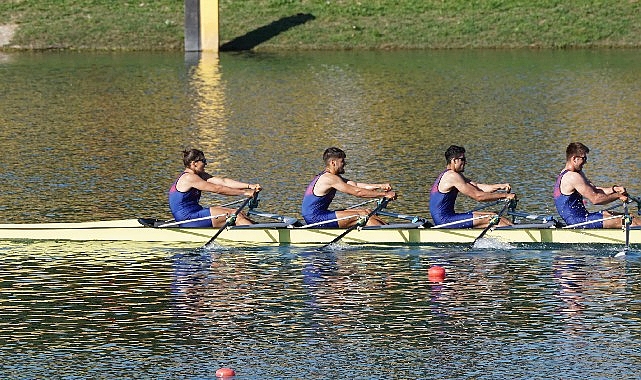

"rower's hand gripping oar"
[204, 192, 258, 247]
[469, 197, 515, 248]
[321, 197, 391, 249]
[627, 195, 641, 215]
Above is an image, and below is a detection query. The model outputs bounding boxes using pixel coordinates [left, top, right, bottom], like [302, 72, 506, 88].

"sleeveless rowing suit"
[301, 171, 339, 228]
[554, 169, 603, 228]
[168, 172, 212, 227]
[429, 169, 474, 228]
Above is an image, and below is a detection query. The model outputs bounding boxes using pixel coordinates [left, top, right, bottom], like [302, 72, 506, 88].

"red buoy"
[216, 368, 236, 378]
[428, 265, 446, 282]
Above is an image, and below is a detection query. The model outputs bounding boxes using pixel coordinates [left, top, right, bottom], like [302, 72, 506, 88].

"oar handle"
[627, 195, 641, 215]
[623, 201, 632, 250]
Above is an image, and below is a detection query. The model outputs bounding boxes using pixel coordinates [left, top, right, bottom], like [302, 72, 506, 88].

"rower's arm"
[348, 181, 392, 191]
[329, 175, 393, 199]
[454, 176, 512, 202]
[570, 172, 624, 205]
[188, 175, 251, 196]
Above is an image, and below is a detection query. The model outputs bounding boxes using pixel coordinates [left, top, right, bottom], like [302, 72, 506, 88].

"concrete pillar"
[184, 0, 219, 52]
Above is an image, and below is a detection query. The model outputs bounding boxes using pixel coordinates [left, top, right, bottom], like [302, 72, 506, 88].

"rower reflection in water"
[430, 145, 516, 228]
[554, 142, 641, 228]
[301, 147, 397, 228]
[168, 148, 261, 227]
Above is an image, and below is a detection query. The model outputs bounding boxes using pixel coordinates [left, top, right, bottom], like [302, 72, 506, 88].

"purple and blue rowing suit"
[429, 169, 474, 228]
[301, 172, 340, 228]
[168, 172, 212, 227]
[554, 169, 603, 228]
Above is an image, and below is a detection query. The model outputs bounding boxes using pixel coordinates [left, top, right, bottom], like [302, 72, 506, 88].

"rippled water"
[2, 50, 641, 378]
[1, 242, 640, 378]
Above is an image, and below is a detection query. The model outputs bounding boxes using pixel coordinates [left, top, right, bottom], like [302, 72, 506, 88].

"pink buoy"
[428, 265, 446, 282]
[215, 368, 236, 378]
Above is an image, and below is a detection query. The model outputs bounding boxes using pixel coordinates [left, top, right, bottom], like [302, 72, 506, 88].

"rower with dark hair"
[430, 145, 516, 228]
[301, 147, 396, 228]
[554, 142, 641, 228]
[168, 148, 260, 227]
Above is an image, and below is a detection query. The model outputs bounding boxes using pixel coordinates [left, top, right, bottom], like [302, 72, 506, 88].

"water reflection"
[187, 52, 228, 174]
[554, 255, 588, 314]
[1, 241, 641, 377]
[3, 50, 641, 221]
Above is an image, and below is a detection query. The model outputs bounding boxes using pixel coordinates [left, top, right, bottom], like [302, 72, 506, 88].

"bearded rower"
[301, 147, 396, 228]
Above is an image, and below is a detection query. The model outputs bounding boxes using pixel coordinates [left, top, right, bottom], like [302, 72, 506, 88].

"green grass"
[1, 0, 641, 50]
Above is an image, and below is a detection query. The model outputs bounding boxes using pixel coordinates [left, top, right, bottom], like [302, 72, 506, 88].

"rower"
[168, 148, 261, 228]
[301, 147, 396, 228]
[429, 145, 516, 229]
[554, 142, 641, 228]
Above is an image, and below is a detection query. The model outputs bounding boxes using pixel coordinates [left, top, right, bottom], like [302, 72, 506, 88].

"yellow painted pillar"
[200, 0, 219, 52]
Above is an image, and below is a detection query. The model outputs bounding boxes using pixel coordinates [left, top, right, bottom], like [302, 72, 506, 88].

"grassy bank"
[1, 0, 641, 51]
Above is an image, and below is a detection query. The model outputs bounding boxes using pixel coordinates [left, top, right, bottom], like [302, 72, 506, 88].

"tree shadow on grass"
[220, 13, 315, 51]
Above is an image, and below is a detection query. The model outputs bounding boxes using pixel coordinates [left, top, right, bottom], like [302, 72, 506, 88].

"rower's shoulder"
[442, 169, 465, 182]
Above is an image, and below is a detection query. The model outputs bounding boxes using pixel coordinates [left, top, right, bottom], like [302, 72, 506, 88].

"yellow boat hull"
[0, 219, 637, 246]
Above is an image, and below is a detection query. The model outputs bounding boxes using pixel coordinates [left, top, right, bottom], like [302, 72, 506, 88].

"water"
[1, 242, 640, 378]
[2, 49, 641, 378]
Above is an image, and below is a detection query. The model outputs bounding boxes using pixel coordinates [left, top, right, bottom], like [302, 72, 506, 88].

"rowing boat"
[0, 218, 639, 246]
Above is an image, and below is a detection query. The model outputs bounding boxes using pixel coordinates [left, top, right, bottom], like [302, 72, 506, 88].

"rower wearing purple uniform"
[554, 142, 640, 228]
[429, 145, 516, 228]
[168, 148, 260, 227]
[301, 147, 396, 228]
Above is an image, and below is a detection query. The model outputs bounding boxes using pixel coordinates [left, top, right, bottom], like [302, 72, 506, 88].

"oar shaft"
[344, 199, 378, 210]
[204, 195, 255, 246]
[431, 215, 491, 229]
[470, 198, 512, 246]
[300, 215, 359, 229]
[321, 197, 390, 248]
[469, 200, 502, 212]
[624, 202, 631, 250]
[219, 198, 247, 208]
[562, 215, 621, 229]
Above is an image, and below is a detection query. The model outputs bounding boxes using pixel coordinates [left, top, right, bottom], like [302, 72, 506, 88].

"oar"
[338, 198, 379, 210]
[431, 214, 492, 229]
[469, 198, 513, 248]
[623, 200, 632, 251]
[562, 215, 621, 229]
[469, 199, 503, 212]
[321, 197, 390, 249]
[204, 194, 255, 246]
[627, 195, 641, 215]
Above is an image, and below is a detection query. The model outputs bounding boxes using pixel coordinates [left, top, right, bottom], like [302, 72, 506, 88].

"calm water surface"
[2, 49, 641, 378]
